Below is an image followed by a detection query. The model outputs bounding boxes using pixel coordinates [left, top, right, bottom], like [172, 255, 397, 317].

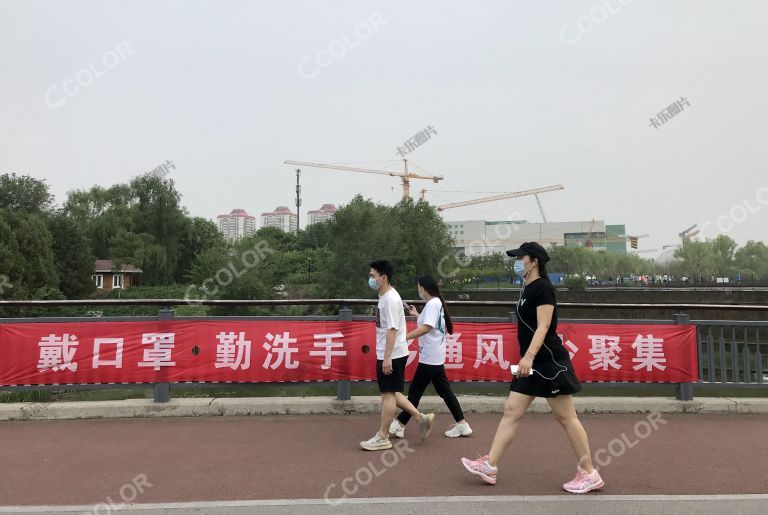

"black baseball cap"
[506, 242, 550, 263]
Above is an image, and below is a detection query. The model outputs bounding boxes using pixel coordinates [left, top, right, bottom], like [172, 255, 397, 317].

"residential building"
[217, 209, 257, 241]
[261, 206, 298, 233]
[306, 204, 337, 226]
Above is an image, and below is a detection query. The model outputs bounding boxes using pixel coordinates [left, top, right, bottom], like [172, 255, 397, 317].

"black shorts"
[510, 343, 582, 398]
[376, 356, 408, 393]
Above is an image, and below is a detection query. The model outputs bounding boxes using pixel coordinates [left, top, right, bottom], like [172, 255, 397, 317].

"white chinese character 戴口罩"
[92, 338, 124, 368]
[37, 334, 79, 372]
[138, 333, 176, 370]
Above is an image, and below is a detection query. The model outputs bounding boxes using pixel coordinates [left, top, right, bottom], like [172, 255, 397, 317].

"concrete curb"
[1, 396, 767, 421]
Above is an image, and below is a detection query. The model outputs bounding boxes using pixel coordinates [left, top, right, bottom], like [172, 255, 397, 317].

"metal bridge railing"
[1, 299, 766, 403]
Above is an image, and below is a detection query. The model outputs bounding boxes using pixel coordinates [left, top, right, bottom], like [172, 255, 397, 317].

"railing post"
[337, 306, 353, 401]
[154, 308, 174, 403]
[673, 311, 694, 401]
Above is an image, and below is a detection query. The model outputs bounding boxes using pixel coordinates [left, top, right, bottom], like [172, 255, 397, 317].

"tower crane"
[420, 184, 564, 214]
[284, 159, 443, 200]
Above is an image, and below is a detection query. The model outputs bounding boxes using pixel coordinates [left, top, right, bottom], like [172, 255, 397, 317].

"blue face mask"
[513, 260, 529, 278]
[368, 277, 379, 290]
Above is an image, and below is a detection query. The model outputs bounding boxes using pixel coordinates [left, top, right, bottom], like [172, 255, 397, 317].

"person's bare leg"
[378, 392, 397, 438]
[395, 392, 422, 422]
[487, 392, 535, 467]
[547, 395, 594, 473]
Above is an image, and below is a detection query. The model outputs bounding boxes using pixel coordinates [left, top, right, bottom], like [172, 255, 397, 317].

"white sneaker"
[445, 422, 473, 438]
[389, 419, 405, 439]
[419, 413, 436, 441]
[360, 433, 393, 451]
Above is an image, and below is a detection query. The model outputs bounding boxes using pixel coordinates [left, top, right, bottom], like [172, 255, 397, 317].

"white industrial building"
[446, 219, 629, 256]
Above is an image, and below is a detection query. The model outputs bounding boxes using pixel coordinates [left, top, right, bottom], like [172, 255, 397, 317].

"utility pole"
[295, 169, 301, 233]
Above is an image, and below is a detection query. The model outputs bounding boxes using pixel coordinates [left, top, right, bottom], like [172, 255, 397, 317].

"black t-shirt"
[515, 278, 561, 353]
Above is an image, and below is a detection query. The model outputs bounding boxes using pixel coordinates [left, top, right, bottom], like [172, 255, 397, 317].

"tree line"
[1, 172, 766, 316]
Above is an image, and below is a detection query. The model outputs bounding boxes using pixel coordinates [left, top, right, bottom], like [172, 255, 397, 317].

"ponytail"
[437, 293, 454, 335]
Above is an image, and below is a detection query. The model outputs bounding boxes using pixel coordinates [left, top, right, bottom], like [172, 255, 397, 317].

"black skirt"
[510, 342, 582, 398]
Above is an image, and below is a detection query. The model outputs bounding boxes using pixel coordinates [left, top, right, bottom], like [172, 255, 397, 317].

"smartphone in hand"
[403, 302, 411, 313]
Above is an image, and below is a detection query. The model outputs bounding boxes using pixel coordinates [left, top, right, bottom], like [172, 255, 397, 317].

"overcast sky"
[1, 0, 766, 257]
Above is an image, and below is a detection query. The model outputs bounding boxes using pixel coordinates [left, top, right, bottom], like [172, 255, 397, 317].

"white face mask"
[418, 289, 426, 300]
[514, 260, 530, 278]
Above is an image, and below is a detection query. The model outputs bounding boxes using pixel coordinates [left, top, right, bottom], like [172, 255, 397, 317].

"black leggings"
[397, 363, 465, 424]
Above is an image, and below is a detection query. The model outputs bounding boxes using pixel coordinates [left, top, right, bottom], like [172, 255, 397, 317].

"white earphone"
[515, 279, 568, 381]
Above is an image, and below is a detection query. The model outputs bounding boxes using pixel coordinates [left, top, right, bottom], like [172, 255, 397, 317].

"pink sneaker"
[460, 455, 497, 485]
[563, 467, 604, 494]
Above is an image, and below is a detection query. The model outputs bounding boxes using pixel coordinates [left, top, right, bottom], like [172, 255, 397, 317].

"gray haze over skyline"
[2, 0, 767, 258]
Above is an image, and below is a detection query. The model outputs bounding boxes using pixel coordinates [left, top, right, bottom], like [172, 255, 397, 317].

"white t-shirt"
[375, 288, 409, 360]
[416, 297, 447, 365]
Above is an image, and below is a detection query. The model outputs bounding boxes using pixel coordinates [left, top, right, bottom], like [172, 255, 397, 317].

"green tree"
[734, 241, 768, 280]
[47, 212, 96, 298]
[0, 214, 23, 299]
[64, 177, 190, 285]
[711, 235, 738, 275]
[320, 196, 404, 299]
[297, 219, 333, 250]
[129, 175, 187, 282]
[0, 209, 58, 296]
[392, 198, 454, 280]
[0, 173, 54, 213]
[176, 217, 225, 280]
[674, 239, 717, 278]
[253, 226, 298, 252]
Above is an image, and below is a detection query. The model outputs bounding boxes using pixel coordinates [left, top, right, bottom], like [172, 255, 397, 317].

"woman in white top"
[389, 275, 472, 438]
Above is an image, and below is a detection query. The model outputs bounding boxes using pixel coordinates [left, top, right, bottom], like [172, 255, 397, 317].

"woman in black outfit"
[460, 242, 605, 494]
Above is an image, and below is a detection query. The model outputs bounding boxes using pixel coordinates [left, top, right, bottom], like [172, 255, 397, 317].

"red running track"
[0, 413, 766, 506]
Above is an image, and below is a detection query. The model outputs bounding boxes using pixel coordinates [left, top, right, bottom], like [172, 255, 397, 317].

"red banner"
[0, 320, 697, 386]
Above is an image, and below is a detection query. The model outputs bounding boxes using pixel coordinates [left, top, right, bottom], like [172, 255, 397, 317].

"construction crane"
[679, 224, 700, 240]
[284, 159, 443, 200]
[534, 194, 550, 223]
[420, 184, 564, 213]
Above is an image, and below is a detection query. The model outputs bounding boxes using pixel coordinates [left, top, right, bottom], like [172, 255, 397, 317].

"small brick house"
[92, 260, 143, 291]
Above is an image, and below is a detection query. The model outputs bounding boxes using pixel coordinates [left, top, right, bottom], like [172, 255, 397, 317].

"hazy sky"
[2, 0, 766, 258]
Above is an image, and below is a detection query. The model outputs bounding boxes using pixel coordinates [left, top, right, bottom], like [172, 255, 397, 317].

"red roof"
[308, 204, 338, 215]
[94, 260, 143, 273]
[217, 208, 256, 219]
[261, 206, 296, 216]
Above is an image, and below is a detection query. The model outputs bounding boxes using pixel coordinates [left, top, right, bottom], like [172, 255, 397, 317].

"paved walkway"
[1, 412, 766, 513]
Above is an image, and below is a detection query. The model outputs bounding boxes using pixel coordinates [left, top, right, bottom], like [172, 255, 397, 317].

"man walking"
[360, 260, 435, 451]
